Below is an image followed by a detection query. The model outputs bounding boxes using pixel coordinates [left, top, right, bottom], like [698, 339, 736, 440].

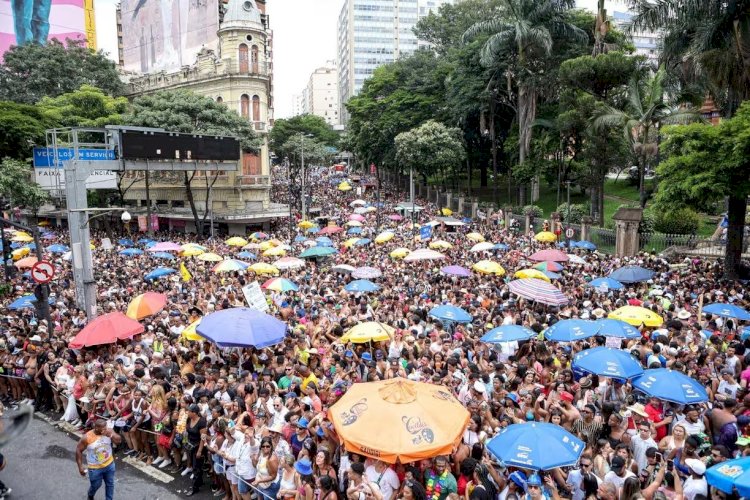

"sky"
[94, 0, 342, 118]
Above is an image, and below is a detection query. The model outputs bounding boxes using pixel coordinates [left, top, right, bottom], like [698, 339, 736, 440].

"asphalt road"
[0, 412, 216, 499]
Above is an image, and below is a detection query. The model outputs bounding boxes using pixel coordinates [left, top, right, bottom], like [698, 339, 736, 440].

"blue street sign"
[33, 148, 115, 168]
[420, 225, 433, 240]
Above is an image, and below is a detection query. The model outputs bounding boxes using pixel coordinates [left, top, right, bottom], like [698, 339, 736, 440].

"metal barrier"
[640, 233, 750, 257]
[589, 226, 616, 254]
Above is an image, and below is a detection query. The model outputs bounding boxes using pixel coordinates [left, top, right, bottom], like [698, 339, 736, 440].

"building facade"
[122, 0, 285, 233]
[303, 62, 339, 126]
[337, 0, 453, 125]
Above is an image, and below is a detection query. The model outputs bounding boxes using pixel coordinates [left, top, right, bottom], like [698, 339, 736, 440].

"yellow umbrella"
[345, 220, 363, 227]
[535, 231, 557, 243]
[11, 247, 30, 260]
[338, 182, 353, 191]
[365, 206, 377, 213]
[429, 240, 453, 250]
[263, 246, 286, 257]
[225, 237, 249, 247]
[259, 241, 275, 251]
[269, 239, 284, 247]
[390, 247, 411, 259]
[375, 231, 395, 244]
[11, 233, 33, 243]
[182, 247, 205, 257]
[248, 263, 280, 276]
[197, 252, 223, 262]
[343, 237, 361, 248]
[37, 221, 50, 227]
[514, 269, 551, 282]
[440, 207, 453, 216]
[609, 306, 664, 327]
[466, 232, 485, 242]
[90, 242, 96, 250]
[341, 321, 395, 343]
[473, 260, 506, 276]
[243, 243, 262, 250]
[298, 220, 315, 229]
[181, 319, 205, 341]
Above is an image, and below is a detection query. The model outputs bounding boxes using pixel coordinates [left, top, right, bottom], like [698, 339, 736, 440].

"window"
[239, 43, 249, 73]
[251, 45, 259, 73]
[252, 95, 260, 121]
[216, 96, 223, 104]
[240, 94, 250, 118]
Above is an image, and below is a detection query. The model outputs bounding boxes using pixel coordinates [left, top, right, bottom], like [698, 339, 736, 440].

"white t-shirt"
[677, 417, 705, 436]
[683, 476, 707, 500]
[631, 435, 658, 472]
[365, 466, 400, 500]
[603, 470, 635, 491]
[565, 469, 586, 500]
[718, 379, 740, 400]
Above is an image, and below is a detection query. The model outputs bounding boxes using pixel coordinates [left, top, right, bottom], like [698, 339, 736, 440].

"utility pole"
[145, 162, 153, 236]
[300, 135, 306, 222]
[566, 181, 571, 250]
[410, 166, 415, 234]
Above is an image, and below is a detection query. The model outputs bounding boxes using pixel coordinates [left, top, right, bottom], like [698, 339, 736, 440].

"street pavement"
[0, 411, 217, 499]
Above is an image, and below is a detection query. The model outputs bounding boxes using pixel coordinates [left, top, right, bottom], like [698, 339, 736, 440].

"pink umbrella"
[147, 242, 183, 252]
[529, 249, 569, 262]
[388, 214, 403, 221]
[318, 226, 344, 235]
[349, 214, 366, 222]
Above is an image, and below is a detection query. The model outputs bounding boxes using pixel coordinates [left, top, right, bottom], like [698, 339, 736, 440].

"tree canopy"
[0, 40, 124, 104]
[395, 120, 466, 183]
[38, 85, 128, 128]
[270, 114, 339, 161]
[0, 102, 54, 160]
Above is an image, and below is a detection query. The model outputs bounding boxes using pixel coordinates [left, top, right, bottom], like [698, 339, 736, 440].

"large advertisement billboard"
[0, 0, 95, 58]
[120, 0, 219, 74]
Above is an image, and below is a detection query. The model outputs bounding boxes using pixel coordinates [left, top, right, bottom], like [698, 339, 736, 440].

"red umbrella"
[529, 249, 569, 262]
[318, 226, 344, 235]
[69, 312, 145, 348]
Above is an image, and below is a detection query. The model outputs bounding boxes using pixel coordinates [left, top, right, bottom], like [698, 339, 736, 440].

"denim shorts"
[238, 476, 255, 494]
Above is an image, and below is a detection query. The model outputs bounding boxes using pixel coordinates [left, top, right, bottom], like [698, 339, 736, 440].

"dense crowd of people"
[1, 165, 749, 500]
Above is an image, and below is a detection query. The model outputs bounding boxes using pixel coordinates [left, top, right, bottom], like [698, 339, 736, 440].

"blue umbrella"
[428, 305, 472, 323]
[8, 294, 54, 310]
[23, 243, 37, 250]
[46, 244, 70, 254]
[306, 226, 320, 234]
[631, 368, 709, 404]
[9, 242, 23, 249]
[486, 422, 585, 471]
[315, 237, 334, 247]
[481, 325, 536, 343]
[703, 303, 750, 321]
[151, 252, 176, 260]
[197, 307, 287, 348]
[544, 319, 600, 342]
[494, 243, 509, 251]
[706, 457, 750, 496]
[543, 271, 561, 280]
[144, 241, 157, 249]
[587, 277, 624, 290]
[609, 265, 654, 283]
[344, 280, 380, 293]
[294, 235, 307, 243]
[138, 238, 154, 245]
[742, 326, 750, 342]
[145, 267, 176, 280]
[354, 238, 371, 246]
[237, 251, 257, 260]
[461, 217, 472, 224]
[558, 240, 577, 248]
[118, 238, 135, 246]
[595, 318, 641, 339]
[576, 240, 597, 250]
[573, 346, 644, 379]
[119, 248, 143, 256]
[347, 227, 363, 235]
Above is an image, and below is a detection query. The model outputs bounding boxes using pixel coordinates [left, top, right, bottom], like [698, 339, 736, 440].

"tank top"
[131, 398, 150, 422]
[279, 468, 296, 492]
[257, 454, 273, 488]
[84, 431, 114, 469]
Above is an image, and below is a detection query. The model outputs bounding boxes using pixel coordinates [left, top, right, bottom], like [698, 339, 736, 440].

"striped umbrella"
[261, 278, 299, 292]
[508, 278, 568, 306]
[212, 259, 250, 273]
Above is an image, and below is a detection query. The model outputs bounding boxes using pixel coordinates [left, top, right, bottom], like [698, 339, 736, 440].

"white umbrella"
[350, 199, 367, 207]
[354, 207, 368, 215]
[404, 248, 446, 262]
[332, 264, 356, 273]
[567, 254, 586, 264]
[470, 242, 495, 252]
[274, 257, 305, 270]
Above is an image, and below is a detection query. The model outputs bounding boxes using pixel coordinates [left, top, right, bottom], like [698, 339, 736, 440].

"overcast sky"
[95, 0, 341, 118]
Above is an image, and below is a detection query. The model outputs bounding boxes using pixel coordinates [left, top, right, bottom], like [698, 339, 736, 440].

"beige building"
[302, 62, 339, 126]
[122, 0, 285, 233]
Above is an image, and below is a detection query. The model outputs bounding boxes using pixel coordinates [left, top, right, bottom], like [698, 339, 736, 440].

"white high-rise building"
[337, 0, 454, 125]
[575, 0, 660, 63]
[305, 62, 340, 126]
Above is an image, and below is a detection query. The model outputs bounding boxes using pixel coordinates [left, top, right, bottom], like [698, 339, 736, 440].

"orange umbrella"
[69, 312, 144, 348]
[14, 256, 38, 269]
[126, 292, 167, 320]
[328, 379, 470, 463]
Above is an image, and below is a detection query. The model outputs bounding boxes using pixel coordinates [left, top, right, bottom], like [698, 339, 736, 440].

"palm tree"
[593, 67, 698, 207]
[463, 0, 587, 204]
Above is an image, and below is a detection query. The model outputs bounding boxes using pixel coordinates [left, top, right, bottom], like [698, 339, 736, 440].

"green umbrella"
[299, 246, 338, 259]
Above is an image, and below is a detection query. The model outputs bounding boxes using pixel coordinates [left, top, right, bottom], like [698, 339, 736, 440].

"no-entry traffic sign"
[565, 228, 575, 239]
[31, 260, 55, 283]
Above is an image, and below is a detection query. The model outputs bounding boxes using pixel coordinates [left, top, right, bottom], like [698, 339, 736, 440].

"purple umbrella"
[508, 279, 569, 306]
[440, 265, 471, 277]
[147, 241, 183, 252]
[352, 266, 382, 279]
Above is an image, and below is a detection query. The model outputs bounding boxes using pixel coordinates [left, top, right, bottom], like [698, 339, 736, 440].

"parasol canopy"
[608, 306, 663, 327]
[508, 279, 568, 306]
[69, 312, 145, 348]
[126, 292, 167, 320]
[196, 308, 286, 348]
[340, 322, 395, 343]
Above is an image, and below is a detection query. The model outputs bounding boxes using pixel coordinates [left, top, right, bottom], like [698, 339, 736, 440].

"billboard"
[120, 0, 219, 74]
[0, 0, 95, 58]
[32, 147, 117, 190]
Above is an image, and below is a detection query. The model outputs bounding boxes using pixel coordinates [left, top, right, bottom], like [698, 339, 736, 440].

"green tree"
[395, 120, 466, 199]
[38, 85, 128, 128]
[0, 40, 124, 104]
[654, 102, 750, 279]
[0, 158, 49, 215]
[269, 114, 338, 161]
[124, 90, 260, 236]
[593, 67, 698, 207]
[0, 102, 54, 159]
[463, 0, 588, 204]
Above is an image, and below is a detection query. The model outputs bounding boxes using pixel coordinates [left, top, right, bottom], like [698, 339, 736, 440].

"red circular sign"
[31, 260, 55, 283]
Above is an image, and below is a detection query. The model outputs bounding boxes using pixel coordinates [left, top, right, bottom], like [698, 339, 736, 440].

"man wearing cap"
[603, 455, 635, 491]
[682, 458, 707, 500]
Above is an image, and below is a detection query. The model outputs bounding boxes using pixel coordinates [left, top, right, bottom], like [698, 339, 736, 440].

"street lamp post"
[299, 133, 314, 223]
[566, 181, 571, 250]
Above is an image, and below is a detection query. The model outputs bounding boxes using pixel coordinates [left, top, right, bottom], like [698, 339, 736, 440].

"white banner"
[34, 168, 117, 190]
[242, 282, 269, 312]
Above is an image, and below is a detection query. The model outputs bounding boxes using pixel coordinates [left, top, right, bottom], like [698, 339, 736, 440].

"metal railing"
[237, 175, 271, 187]
[589, 226, 616, 254]
[640, 233, 750, 257]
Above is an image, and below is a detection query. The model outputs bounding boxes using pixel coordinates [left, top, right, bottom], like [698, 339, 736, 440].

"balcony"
[226, 61, 270, 78]
[252, 121, 266, 131]
[237, 175, 271, 187]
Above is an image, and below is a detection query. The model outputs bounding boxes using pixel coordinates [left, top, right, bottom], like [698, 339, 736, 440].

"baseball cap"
[611, 456, 625, 470]
[685, 458, 706, 475]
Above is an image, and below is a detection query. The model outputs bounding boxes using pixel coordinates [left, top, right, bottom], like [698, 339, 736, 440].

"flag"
[180, 261, 192, 282]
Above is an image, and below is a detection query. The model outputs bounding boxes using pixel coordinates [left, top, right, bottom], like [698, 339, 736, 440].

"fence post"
[581, 216, 592, 242]
[613, 207, 643, 257]
[471, 201, 479, 218]
[505, 208, 512, 230]
[525, 214, 531, 234]
[458, 196, 464, 215]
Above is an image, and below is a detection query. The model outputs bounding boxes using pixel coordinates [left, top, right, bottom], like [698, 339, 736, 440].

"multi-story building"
[337, 0, 453, 125]
[122, 0, 286, 233]
[304, 62, 339, 126]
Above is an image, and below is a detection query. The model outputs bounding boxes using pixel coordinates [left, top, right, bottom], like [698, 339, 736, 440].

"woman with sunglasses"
[253, 437, 280, 500]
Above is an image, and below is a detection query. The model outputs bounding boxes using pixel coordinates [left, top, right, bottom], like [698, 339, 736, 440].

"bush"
[653, 208, 701, 235]
[523, 205, 543, 218]
[556, 203, 587, 224]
